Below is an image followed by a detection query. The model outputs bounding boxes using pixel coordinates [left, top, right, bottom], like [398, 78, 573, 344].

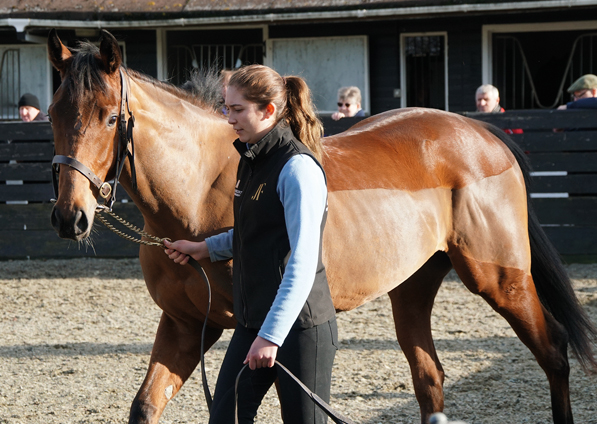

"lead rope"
[234, 362, 356, 424]
[96, 207, 351, 422]
[94, 205, 214, 410]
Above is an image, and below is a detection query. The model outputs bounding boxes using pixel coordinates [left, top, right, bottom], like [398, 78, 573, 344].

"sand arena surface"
[0, 258, 596, 423]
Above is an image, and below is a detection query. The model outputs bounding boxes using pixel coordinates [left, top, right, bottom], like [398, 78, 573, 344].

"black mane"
[67, 41, 222, 112]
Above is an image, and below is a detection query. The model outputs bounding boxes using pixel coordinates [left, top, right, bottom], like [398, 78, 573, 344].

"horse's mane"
[68, 41, 222, 112]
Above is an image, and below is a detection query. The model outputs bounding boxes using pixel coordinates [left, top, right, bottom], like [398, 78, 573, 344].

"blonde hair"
[338, 86, 362, 104]
[228, 65, 324, 162]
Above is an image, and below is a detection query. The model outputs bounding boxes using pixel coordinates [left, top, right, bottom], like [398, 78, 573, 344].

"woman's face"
[337, 97, 361, 117]
[225, 86, 276, 144]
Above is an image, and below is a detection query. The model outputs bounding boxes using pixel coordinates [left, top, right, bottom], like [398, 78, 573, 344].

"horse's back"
[321, 108, 530, 310]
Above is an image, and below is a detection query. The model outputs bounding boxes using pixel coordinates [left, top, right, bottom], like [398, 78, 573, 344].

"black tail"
[483, 122, 597, 371]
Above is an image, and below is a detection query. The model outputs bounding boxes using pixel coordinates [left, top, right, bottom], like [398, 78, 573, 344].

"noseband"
[52, 67, 137, 209]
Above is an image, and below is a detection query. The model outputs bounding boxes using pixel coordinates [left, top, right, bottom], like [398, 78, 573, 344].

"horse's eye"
[108, 115, 118, 127]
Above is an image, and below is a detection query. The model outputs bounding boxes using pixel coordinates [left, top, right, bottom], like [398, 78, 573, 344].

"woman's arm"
[257, 154, 327, 346]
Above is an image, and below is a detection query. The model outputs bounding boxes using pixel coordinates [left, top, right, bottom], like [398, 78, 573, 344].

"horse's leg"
[388, 251, 453, 424]
[129, 312, 223, 424]
[448, 251, 572, 424]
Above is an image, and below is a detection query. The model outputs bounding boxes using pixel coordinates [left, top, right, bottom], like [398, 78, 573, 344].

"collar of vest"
[233, 121, 295, 163]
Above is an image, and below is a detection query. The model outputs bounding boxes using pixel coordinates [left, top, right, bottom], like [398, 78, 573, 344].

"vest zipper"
[238, 167, 253, 326]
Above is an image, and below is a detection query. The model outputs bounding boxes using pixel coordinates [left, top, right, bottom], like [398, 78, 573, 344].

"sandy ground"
[0, 258, 596, 424]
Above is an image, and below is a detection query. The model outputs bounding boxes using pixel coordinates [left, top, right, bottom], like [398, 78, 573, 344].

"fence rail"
[2, 112, 596, 260]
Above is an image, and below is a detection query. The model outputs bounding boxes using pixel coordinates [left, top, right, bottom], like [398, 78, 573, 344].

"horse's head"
[48, 29, 129, 241]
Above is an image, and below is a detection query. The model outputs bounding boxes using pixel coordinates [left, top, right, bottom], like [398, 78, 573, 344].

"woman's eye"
[108, 115, 118, 126]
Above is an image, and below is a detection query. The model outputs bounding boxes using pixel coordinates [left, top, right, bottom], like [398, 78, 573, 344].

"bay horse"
[47, 29, 596, 424]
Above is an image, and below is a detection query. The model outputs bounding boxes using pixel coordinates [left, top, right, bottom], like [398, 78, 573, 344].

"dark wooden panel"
[463, 109, 597, 130]
[0, 202, 143, 231]
[527, 152, 597, 173]
[530, 175, 597, 194]
[0, 230, 140, 259]
[0, 122, 53, 141]
[0, 142, 54, 161]
[0, 183, 54, 202]
[542, 226, 597, 256]
[515, 131, 597, 153]
[0, 162, 52, 181]
[531, 197, 597, 226]
[320, 116, 366, 136]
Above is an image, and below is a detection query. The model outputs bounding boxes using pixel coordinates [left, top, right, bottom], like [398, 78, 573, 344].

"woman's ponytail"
[283, 76, 324, 162]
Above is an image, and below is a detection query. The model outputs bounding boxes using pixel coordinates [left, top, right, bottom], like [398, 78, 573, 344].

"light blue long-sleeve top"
[205, 154, 327, 346]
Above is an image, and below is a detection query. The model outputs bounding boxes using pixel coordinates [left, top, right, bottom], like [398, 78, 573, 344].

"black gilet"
[231, 123, 335, 330]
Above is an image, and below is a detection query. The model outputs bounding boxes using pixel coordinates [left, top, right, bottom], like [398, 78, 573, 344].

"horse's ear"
[47, 29, 72, 74]
[99, 30, 122, 75]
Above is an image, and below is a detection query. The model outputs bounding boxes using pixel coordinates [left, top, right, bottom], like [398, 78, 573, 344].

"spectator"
[557, 74, 597, 110]
[331, 86, 365, 121]
[475, 84, 504, 113]
[18, 93, 49, 122]
[475, 84, 522, 134]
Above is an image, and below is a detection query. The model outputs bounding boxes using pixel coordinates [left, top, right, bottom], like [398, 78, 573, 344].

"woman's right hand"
[164, 239, 209, 265]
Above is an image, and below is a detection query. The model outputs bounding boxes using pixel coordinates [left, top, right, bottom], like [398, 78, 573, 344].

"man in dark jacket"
[557, 74, 597, 110]
[18, 93, 49, 122]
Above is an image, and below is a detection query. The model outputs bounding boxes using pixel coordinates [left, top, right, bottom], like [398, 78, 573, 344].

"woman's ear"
[265, 103, 276, 119]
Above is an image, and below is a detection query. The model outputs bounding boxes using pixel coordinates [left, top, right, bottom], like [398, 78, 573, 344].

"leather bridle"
[52, 67, 137, 210]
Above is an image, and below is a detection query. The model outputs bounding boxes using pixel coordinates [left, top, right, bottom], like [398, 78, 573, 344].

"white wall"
[267, 35, 369, 114]
[0, 44, 51, 120]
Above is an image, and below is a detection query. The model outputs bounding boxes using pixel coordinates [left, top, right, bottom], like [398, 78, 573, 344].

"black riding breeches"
[208, 318, 338, 424]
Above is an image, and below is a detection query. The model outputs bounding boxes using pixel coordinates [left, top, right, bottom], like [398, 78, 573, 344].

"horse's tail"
[483, 122, 597, 371]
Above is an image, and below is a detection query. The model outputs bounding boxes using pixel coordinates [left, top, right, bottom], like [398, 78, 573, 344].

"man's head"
[475, 84, 500, 113]
[18, 93, 41, 122]
[567, 74, 597, 101]
[337, 86, 362, 117]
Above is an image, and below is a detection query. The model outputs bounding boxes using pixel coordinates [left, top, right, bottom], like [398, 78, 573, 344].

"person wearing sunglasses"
[557, 74, 597, 110]
[331, 86, 365, 121]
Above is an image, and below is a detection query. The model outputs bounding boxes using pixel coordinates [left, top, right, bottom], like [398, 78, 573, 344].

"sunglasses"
[337, 102, 355, 108]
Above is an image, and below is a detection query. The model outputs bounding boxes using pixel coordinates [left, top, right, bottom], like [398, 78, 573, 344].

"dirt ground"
[0, 258, 596, 424]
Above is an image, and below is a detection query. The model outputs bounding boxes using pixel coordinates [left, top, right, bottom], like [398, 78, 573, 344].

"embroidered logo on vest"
[251, 183, 266, 201]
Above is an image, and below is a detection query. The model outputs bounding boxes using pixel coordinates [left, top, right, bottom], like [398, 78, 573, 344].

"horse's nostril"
[73, 210, 89, 235]
[51, 207, 61, 231]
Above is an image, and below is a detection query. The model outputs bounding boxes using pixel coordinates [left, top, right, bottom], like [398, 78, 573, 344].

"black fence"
[2, 112, 596, 261]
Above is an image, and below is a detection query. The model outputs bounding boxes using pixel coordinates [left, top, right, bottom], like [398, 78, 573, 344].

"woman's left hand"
[244, 336, 279, 370]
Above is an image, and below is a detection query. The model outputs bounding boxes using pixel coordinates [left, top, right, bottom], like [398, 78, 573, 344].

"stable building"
[0, 0, 596, 120]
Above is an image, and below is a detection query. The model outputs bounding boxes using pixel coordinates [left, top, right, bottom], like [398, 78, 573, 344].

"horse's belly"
[324, 187, 451, 311]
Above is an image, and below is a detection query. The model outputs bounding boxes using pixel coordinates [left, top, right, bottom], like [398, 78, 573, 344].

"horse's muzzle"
[51, 205, 91, 241]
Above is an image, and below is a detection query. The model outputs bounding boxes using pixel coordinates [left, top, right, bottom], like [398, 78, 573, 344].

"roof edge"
[2, 0, 597, 31]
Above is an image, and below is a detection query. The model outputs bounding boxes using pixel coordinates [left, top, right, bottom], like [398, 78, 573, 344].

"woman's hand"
[331, 111, 345, 121]
[164, 239, 209, 265]
[244, 336, 279, 370]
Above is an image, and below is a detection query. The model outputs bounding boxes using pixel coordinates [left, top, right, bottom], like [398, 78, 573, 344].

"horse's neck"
[122, 77, 238, 239]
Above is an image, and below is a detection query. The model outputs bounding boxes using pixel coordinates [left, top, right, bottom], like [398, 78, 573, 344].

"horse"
[47, 29, 596, 424]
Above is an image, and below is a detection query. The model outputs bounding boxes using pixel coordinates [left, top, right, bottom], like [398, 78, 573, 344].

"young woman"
[164, 64, 337, 424]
